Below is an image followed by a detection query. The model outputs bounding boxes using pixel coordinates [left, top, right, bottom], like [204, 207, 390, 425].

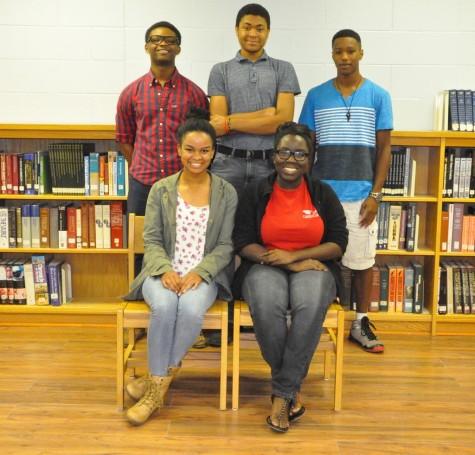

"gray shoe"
[349, 317, 384, 353]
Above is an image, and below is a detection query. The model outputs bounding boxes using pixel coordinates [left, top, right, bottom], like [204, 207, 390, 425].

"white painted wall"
[1, 0, 474, 130]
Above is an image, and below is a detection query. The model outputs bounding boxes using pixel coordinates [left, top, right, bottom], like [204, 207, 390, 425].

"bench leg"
[323, 350, 331, 380]
[232, 303, 241, 411]
[334, 310, 345, 411]
[116, 310, 124, 410]
[219, 303, 228, 411]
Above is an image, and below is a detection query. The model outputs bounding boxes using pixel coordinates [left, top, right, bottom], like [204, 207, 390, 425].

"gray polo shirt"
[208, 50, 300, 150]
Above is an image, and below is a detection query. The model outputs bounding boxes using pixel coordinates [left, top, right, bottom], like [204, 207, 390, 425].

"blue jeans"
[142, 276, 218, 376]
[242, 265, 336, 400]
[211, 152, 274, 199]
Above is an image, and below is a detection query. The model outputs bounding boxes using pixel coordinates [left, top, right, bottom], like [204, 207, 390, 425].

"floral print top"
[172, 194, 210, 276]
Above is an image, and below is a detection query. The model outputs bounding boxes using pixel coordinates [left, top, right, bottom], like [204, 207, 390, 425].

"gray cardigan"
[124, 171, 238, 301]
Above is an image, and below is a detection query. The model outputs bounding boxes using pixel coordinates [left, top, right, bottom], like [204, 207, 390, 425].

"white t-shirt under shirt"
[172, 194, 209, 276]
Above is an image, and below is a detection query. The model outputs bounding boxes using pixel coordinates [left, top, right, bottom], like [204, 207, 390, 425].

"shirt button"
[159, 154, 163, 158]
[158, 93, 161, 96]
[161, 170, 164, 173]
[159, 139, 163, 143]
[159, 123, 163, 126]
[160, 108, 163, 111]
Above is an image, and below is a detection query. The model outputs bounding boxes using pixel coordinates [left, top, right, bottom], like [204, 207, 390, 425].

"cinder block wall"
[1, 0, 474, 129]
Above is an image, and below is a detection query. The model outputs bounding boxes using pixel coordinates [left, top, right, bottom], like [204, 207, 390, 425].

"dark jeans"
[242, 265, 336, 400]
[211, 151, 274, 199]
[127, 175, 152, 276]
[211, 151, 274, 332]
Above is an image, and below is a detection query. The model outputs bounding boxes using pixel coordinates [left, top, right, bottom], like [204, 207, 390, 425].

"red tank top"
[261, 180, 324, 251]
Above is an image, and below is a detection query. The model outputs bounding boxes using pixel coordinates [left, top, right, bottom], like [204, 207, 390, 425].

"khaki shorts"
[341, 200, 378, 271]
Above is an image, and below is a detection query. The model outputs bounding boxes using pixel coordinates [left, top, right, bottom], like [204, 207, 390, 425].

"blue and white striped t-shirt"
[299, 79, 393, 202]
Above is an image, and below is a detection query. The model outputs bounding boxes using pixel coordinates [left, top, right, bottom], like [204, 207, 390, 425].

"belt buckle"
[245, 150, 254, 159]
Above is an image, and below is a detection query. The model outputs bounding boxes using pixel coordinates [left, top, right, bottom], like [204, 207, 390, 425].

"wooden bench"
[118, 214, 229, 410]
[232, 300, 345, 411]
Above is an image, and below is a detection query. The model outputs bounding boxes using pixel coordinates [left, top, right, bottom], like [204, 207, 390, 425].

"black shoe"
[204, 329, 233, 347]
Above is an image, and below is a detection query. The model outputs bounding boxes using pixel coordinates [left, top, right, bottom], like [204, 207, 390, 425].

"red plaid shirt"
[116, 69, 208, 185]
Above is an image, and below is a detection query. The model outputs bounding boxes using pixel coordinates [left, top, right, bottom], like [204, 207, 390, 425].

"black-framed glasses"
[275, 148, 309, 161]
[147, 35, 179, 46]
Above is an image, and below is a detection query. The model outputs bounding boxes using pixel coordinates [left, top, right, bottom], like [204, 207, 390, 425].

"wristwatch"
[368, 191, 383, 203]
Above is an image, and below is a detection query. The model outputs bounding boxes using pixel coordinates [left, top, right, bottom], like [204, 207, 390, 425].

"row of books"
[0, 202, 126, 250]
[434, 89, 475, 131]
[440, 204, 475, 252]
[376, 202, 419, 251]
[442, 148, 475, 198]
[341, 262, 425, 313]
[0, 256, 72, 306]
[0, 146, 128, 196]
[438, 260, 475, 315]
[382, 147, 417, 196]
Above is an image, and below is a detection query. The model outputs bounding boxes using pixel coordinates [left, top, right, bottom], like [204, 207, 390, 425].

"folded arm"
[210, 92, 295, 136]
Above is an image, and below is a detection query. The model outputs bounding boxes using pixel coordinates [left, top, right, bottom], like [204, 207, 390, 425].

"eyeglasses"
[275, 148, 309, 161]
[147, 35, 179, 46]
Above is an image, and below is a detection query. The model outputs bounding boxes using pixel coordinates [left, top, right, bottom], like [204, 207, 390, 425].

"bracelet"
[223, 116, 231, 134]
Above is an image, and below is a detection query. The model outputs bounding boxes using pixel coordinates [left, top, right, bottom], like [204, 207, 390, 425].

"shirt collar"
[147, 67, 181, 87]
[235, 49, 269, 63]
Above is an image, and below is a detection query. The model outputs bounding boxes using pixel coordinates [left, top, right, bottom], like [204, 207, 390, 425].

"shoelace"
[360, 318, 378, 341]
[140, 382, 161, 409]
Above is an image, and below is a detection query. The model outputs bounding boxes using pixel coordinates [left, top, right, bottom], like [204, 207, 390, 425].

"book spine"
[30, 204, 40, 248]
[8, 206, 16, 248]
[39, 206, 50, 248]
[31, 255, 49, 305]
[110, 201, 123, 249]
[66, 206, 77, 249]
[15, 206, 22, 248]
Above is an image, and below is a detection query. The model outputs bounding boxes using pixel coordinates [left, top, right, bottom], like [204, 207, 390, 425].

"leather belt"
[217, 145, 273, 160]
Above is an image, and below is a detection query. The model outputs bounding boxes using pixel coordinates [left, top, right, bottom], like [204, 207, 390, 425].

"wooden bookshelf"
[376, 131, 475, 335]
[0, 126, 474, 335]
[0, 124, 127, 326]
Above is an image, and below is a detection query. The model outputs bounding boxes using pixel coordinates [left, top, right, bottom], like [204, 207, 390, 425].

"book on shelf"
[0, 147, 128, 196]
[382, 147, 417, 197]
[434, 89, 475, 131]
[31, 255, 49, 305]
[0, 202, 126, 250]
[0, 256, 73, 306]
[439, 260, 475, 315]
[368, 262, 425, 313]
[440, 203, 475, 252]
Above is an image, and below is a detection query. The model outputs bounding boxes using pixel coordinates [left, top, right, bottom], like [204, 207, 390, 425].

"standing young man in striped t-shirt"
[299, 29, 393, 353]
[116, 21, 208, 216]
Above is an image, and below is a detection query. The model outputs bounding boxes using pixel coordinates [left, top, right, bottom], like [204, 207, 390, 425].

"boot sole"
[349, 334, 384, 353]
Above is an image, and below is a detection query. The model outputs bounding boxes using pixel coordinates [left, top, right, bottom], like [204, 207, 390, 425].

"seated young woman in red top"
[233, 122, 348, 433]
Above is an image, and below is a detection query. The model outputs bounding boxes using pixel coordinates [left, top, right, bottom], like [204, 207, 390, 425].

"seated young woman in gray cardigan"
[124, 110, 237, 426]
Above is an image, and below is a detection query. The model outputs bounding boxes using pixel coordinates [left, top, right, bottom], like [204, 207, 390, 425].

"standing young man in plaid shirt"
[116, 21, 208, 216]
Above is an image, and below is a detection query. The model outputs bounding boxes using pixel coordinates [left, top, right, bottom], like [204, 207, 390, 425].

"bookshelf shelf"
[0, 248, 128, 254]
[376, 248, 435, 256]
[383, 196, 438, 203]
[439, 252, 475, 257]
[0, 195, 127, 201]
[441, 198, 474, 203]
[435, 314, 475, 323]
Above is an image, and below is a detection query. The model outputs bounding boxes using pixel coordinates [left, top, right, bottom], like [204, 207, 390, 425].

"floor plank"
[1, 327, 475, 454]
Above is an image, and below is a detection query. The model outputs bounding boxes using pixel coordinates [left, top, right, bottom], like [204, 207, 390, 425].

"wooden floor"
[1, 328, 475, 455]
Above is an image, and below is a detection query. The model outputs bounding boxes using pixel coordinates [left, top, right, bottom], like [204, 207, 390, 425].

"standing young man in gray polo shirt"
[208, 3, 300, 198]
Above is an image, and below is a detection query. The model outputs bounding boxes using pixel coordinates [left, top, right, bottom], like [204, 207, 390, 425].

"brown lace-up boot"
[125, 375, 172, 426]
